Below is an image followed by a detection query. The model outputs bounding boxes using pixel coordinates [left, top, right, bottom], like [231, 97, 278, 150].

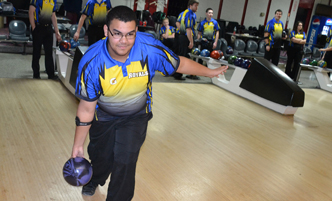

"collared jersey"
[75, 32, 180, 121]
[288, 30, 306, 48]
[82, 0, 112, 26]
[175, 11, 184, 34]
[30, 0, 57, 25]
[159, 25, 175, 41]
[265, 18, 284, 48]
[179, 8, 197, 36]
[328, 29, 332, 47]
[198, 18, 220, 41]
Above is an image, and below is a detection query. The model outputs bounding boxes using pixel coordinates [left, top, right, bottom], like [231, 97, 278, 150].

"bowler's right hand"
[73, 32, 80, 41]
[266, 46, 270, 52]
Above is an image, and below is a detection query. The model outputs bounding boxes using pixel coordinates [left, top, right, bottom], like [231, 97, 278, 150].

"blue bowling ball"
[200, 49, 210, 57]
[70, 39, 78, 49]
[241, 59, 251, 69]
[226, 47, 233, 55]
[234, 57, 244, 67]
[191, 48, 200, 55]
[63, 157, 93, 186]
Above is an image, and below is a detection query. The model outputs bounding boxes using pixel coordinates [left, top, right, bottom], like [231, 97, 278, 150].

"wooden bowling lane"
[0, 78, 332, 201]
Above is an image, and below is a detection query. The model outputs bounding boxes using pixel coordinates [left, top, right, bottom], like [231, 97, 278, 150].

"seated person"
[159, 18, 175, 50]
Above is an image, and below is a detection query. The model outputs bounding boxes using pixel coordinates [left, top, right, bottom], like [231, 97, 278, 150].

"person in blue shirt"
[264, 9, 287, 66]
[73, 0, 112, 45]
[159, 17, 175, 50]
[197, 8, 220, 52]
[285, 21, 306, 82]
[174, 0, 199, 80]
[71, 6, 228, 200]
[319, 28, 332, 69]
[29, 0, 62, 79]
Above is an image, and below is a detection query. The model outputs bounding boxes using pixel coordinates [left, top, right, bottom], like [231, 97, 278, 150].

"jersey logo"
[110, 78, 117, 85]
[128, 71, 148, 79]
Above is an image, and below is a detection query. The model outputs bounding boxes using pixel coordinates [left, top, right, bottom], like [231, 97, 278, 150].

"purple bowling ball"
[63, 157, 93, 186]
[234, 57, 244, 67]
[226, 47, 233, 54]
[241, 59, 251, 69]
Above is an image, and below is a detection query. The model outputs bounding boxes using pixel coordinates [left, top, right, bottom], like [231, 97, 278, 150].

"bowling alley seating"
[68, 24, 88, 45]
[253, 40, 265, 57]
[168, 16, 177, 27]
[312, 47, 321, 61]
[233, 39, 246, 55]
[145, 30, 158, 39]
[239, 39, 258, 56]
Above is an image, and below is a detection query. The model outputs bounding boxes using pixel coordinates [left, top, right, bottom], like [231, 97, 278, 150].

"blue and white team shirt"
[30, 0, 57, 25]
[82, 0, 112, 26]
[75, 32, 180, 121]
[265, 18, 284, 48]
[159, 25, 175, 41]
[198, 18, 220, 41]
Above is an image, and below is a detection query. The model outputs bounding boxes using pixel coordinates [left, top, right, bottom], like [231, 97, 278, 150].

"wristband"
[75, 116, 93, 126]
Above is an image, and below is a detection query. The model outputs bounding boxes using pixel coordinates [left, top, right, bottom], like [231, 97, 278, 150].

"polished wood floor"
[0, 78, 332, 201]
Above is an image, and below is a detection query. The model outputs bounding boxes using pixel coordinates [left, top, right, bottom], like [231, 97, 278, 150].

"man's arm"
[28, 5, 36, 31]
[213, 30, 219, 49]
[51, 12, 62, 41]
[197, 31, 202, 40]
[74, 14, 87, 41]
[264, 32, 270, 52]
[177, 56, 228, 78]
[186, 28, 194, 49]
[71, 99, 97, 158]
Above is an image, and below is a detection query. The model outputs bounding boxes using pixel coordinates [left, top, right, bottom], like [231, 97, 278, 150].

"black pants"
[162, 38, 175, 52]
[173, 34, 190, 79]
[88, 25, 105, 46]
[285, 47, 303, 81]
[264, 47, 281, 66]
[31, 25, 55, 79]
[88, 112, 152, 201]
[324, 51, 332, 69]
[173, 33, 179, 55]
[198, 40, 213, 64]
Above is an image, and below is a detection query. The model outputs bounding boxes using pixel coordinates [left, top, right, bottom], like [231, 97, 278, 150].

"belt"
[37, 23, 50, 26]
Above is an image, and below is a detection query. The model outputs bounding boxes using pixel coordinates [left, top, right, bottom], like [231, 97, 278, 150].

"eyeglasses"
[107, 27, 136, 40]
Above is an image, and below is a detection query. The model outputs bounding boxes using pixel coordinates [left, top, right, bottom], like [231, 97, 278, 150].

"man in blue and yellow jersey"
[197, 8, 220, 52]
[264, 9, 287, 66]
[29, 0, 62, 79]
[174, 0, 199, 80]
[319, 27, 332, 69]
[73, 0, 112, 46]
[70, 6, 228, 200]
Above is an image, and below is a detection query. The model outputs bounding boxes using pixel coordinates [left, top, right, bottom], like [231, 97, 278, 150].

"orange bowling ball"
[210, 50, 221, 59]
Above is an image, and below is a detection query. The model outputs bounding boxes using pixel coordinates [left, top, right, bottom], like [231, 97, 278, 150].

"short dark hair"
[106, 6, 138, 27]
[206, 8, 213, 13]
[188, 0, 199, 7]
[275, 9, 282, 14]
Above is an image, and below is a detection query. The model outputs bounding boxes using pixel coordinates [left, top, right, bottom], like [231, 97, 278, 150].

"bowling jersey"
[30, 0, 57, 25]
[175, 11, 184, 34]
[265, 18, 284, 48]
[178, 8, 197, 36]
[198, 18, 220, 41]
[288, 30, 306, 49]
[159, 25, 175, 41]
[82, 0, 112, 26]
[75, 32, 180, 121]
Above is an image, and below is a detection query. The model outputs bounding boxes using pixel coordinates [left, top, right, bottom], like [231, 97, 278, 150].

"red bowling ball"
[210, 50, 221, 60]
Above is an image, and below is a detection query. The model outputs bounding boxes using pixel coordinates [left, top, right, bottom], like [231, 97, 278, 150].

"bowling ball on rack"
[70, 38, 80, 49]
[63, 157, 93, 186]
[200, 49, 210, 57]
[226, 47, 233, 54]
[191, 48, 200, 55]
[210, 50, 221, 59]
[228, 55, 237, 64]
[301, 57, 310, 64]
[217, 50, 224, 57]
[59, 40, 71, 52]
[317, 60, 327, 68]
[241, 59, 251, 69]
[234, 57, 244, 67]
[309, 59, 318, 66]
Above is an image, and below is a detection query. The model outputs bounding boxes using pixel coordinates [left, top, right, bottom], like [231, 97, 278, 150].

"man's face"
[190, 3, 199, 12]
[104, 19, 137, 61]
[206, 10, 213, 20]
[275, 11, 282, 21]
